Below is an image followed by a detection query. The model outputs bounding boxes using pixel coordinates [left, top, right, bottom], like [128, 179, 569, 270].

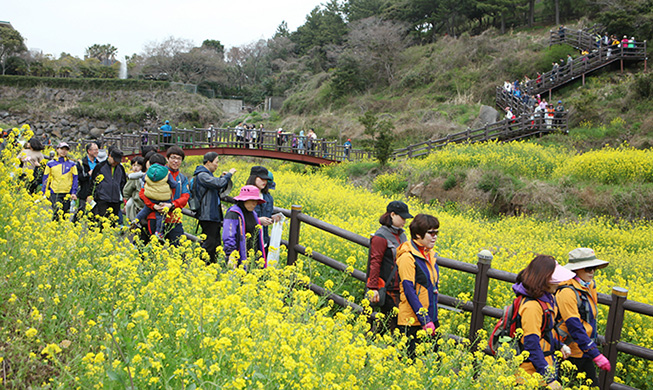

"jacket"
[43, 156, 78, 195]
[91, 161, 126, 203]
[254, 191, 274, 245]
[139, 169, 189, 224]
[76, 155, 98, 198]
[556, 277, 600, 359]
[191, 165, 233, 222]
[396, 240, 439, 327]
[366, 225, 407, 291]
[222, 204, 266, 268]
[143, 165, 174, 201]
[513, 283, 560, 382]
[123, 171, 145, 221]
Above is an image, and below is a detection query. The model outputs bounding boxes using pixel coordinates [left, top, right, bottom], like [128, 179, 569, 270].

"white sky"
[3, 0, 324, 59]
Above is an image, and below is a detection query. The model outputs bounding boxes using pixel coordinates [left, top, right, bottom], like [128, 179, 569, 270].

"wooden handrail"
[278, 204, 653, 390]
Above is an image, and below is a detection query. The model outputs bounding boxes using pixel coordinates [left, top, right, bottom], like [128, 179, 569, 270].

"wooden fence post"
[286, 205, 302, 266]
[469, 250, 493, 345]
[599, 287, 628, 390]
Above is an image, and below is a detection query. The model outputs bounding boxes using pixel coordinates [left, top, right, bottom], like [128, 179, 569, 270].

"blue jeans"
[136, 200, 169, 235]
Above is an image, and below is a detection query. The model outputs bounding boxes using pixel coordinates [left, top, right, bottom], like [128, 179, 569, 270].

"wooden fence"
[273, 204, 653, 390]
[391, 112, 568, 159]
[69, 127, 371, 163]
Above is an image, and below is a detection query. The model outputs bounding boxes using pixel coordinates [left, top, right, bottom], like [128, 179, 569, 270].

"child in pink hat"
[222, 185, 267, 268]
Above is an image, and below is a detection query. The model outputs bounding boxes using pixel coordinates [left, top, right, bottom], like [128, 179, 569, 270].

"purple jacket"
[222, 204, 267, 268]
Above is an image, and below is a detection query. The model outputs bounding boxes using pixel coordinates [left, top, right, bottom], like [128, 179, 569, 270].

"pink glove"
[423, 321, 436, 335]
[593, 354, 611, 371]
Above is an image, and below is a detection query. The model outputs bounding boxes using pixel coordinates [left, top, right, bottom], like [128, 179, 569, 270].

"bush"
[372, 173, 408, 196]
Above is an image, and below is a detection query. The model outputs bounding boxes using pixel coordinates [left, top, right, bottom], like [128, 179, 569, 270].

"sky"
[3, 0, 324, 59]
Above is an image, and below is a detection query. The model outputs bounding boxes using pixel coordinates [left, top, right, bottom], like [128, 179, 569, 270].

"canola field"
[1, 125, 652, 389]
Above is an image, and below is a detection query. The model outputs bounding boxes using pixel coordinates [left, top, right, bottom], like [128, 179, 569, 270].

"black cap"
[250, 165, 271, 180]
[387, 201, 413, 219]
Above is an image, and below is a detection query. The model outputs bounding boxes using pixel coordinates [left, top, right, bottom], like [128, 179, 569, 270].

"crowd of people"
[366, 201, 612, 389]
[12, 133, 279, 267]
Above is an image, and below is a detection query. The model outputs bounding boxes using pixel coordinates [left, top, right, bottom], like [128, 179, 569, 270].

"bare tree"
[346, 17, 411, 84]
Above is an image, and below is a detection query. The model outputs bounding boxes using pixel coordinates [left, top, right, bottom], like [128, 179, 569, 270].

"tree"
[0, 26, 27, 75]
[291, 1, 348, 56]
[201, 39, 224, 58]
[346, 17, 410, 85]
[344, 0, 390, 22]
[85, 43, 118, 65]
[275, 21, 290, 38]
[359, 111, 395, 166]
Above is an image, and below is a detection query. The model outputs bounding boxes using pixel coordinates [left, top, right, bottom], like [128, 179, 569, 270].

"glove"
[561, 345, 571, 359]
[423, 321, 436, 335]
[593, 354, 611, 371]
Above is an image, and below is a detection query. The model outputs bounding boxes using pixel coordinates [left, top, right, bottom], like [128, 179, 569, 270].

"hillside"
[276, 25, 653, 150]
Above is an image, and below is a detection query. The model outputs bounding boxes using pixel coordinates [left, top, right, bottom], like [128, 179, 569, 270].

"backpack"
[554, 284, 595, 344]
[488, 295, 555, 356]
[187, 175, 204, 213]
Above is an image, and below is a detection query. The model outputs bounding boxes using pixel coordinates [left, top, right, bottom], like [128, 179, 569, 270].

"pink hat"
[233, 185, 265, 204]
[550, 261, 575, 284]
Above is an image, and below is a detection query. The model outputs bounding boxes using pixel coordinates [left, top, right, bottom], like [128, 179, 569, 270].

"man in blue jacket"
[192, 152, 236, 263]
[160, 120, 173, 148]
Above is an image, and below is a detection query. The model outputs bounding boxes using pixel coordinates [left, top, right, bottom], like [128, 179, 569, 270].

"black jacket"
[91, 161, 126, 203]
[76, 156, 98, 198]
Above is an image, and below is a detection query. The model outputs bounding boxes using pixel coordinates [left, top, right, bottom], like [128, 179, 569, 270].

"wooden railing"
[275, 204, 652, 390]
[69, 127, 371, 163]
[391, 113, 568, 159]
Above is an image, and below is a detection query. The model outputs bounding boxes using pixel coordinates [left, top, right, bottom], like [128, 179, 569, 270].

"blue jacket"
[160, 124, 172, 135]
[222, 204, 266, 268]
[192, 165, 232, 222]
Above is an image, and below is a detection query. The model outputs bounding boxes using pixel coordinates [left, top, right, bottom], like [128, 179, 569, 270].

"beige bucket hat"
[565, 248, 609, 271]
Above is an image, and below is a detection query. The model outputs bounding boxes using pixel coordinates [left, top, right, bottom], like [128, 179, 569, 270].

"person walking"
[513, 255, 574, 390]
[90, 148, 127, 224]
[246, 166, 281, 250]
[222, 185, 267, 269]
[366, 201, 413, 334]
[396, 213, 440, 359]
[42, 142, 78, 220]
[123, 156, 145, 222]
[138, 146, 190, 245]
[556, 248, 612, 387]
[75, 142, 100, 220]
[192, 152, 236, 263]
[18, 138, 45, 194]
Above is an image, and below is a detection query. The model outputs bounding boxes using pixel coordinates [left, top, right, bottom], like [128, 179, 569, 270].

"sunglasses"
[584, 266, 597, 272]
[425, 229, 439, 236]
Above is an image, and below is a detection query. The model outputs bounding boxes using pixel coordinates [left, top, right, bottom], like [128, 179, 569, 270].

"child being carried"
[134, 153, 176, 240]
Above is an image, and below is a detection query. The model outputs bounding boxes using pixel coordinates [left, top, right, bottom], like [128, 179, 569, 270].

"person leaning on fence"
[513, 255, 574, 390]
[556, 248, 611, 387]
[222, 185, 267, 269]
[42, 142, 78, 221]
[366, 201, 413, 334]
[192, 152, 236, 263]
[343, 138, 352, 160]
[396, 213, 440, 359]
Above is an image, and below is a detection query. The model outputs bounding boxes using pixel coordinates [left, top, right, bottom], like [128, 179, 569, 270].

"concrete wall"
[217, 99, 243, 115]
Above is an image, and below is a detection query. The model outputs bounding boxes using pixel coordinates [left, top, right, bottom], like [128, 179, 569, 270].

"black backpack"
[187, 174, 205, 214]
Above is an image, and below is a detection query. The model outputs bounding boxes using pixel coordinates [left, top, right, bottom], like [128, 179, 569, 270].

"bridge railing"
[69, 127, 372, 162]
[274, 204, 652, 390]
[392, 112, 568, 159]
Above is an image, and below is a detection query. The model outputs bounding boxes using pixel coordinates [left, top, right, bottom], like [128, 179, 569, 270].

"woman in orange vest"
[513, 255, 574, 389]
